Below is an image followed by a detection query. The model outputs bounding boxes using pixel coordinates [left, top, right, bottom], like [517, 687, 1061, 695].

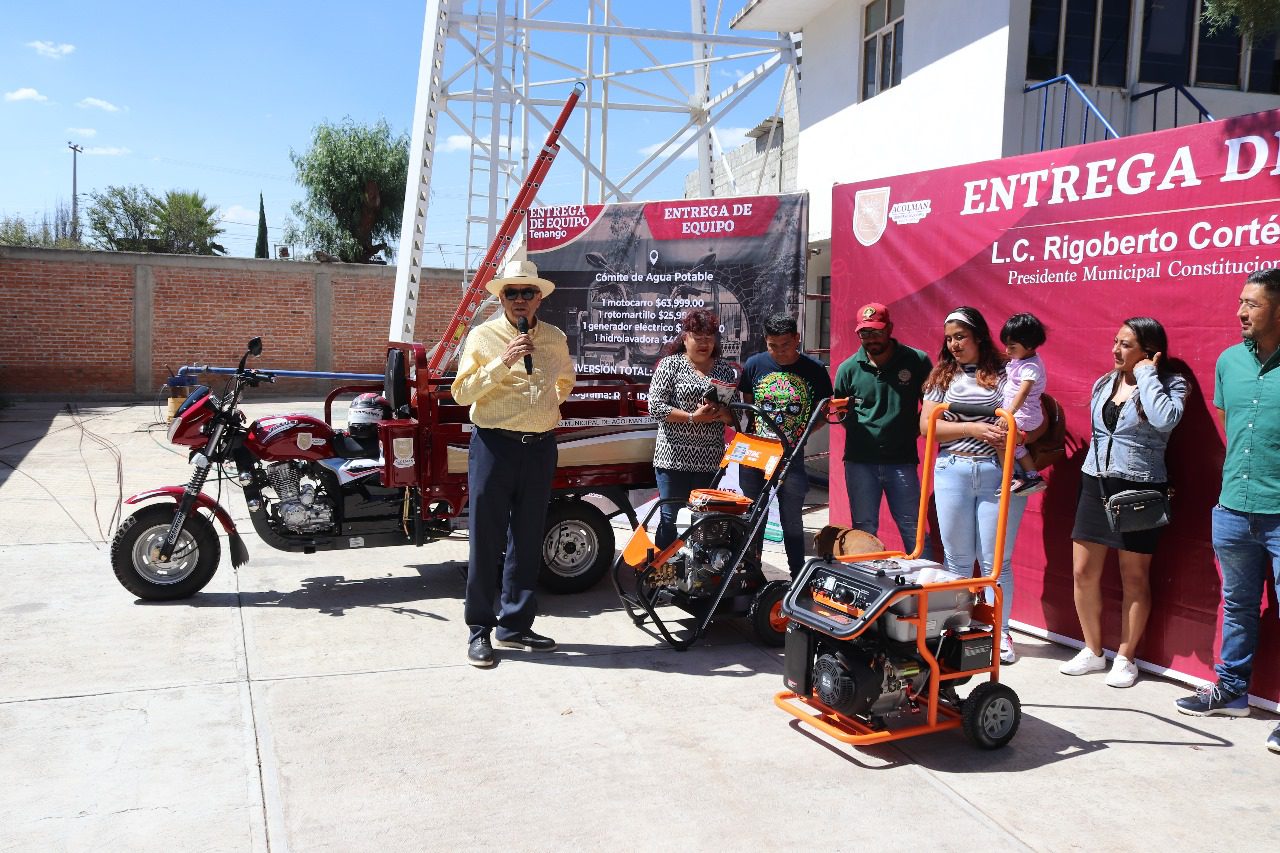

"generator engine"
[782, 557, 993, 722]
[812, 647, 929, 719]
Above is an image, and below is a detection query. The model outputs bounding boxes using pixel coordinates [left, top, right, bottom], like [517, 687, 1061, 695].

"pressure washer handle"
[727, 401, 794, 459]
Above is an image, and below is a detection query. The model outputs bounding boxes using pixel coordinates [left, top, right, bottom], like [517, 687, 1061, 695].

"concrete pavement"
[0, 400, 1275, 852]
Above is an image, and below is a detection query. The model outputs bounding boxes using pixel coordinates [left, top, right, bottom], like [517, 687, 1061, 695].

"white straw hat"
[485, 259, 556, 297]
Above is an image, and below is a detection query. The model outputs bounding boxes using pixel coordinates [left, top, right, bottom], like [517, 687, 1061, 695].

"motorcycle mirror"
[248, 337, 263, 357]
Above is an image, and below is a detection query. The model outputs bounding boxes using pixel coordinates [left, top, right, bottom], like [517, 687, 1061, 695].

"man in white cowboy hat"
[451, 259, 577, 667]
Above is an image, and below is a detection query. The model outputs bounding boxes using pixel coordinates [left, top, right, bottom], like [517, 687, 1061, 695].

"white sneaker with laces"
[999, 631, 1017, 665]
[1060, 647, 1106, 676]
[1106, 655, 1140, 688]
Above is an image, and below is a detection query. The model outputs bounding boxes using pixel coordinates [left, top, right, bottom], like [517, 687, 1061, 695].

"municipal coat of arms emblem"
[853, 187, 891, 247]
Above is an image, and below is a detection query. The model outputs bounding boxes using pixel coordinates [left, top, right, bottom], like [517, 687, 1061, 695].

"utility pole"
[67, 141, 83, 243]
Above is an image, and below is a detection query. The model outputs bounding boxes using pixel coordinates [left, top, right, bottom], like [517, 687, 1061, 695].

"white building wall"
[800, 1, 1019, 242]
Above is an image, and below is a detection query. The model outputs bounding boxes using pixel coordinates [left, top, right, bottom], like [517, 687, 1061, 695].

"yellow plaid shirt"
[451, 312, 577, 432]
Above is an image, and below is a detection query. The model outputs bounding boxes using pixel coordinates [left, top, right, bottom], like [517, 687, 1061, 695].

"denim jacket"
[1080, 364, 1187, 483]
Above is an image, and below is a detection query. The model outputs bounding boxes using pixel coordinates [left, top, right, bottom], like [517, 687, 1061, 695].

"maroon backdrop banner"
[831, 109, 1280, 702]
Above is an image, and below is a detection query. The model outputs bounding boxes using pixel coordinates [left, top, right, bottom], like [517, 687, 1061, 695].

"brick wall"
[0, 246, 462, 398]
[0, 255, 136, 393]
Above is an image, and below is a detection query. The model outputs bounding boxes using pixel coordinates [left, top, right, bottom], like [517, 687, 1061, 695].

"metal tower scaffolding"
[389, 0, 798, 342]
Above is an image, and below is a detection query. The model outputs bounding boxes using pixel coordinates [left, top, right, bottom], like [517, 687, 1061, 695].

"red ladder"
[424, 82, 584, 386]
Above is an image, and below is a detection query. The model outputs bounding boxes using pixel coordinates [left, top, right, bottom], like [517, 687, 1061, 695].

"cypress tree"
[255, 193, 269, 258]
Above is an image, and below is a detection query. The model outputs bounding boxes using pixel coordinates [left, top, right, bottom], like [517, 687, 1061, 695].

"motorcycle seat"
[332, 431, 381, 460]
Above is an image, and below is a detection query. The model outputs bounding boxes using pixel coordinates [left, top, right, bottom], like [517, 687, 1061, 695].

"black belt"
[480, 427, 554, 444]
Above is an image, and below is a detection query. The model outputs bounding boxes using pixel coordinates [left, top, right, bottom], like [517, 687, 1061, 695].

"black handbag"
[1092, 429, 1170, 534]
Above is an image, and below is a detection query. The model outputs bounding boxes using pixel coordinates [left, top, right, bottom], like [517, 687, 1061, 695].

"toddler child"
[1000, 313, 1048, 496]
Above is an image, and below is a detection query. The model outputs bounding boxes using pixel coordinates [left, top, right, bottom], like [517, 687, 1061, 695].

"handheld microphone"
[517, 316, 533, 374]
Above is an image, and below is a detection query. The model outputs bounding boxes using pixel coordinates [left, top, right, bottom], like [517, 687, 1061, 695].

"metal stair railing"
[1131, 82, 1216, 132]
[1024, 74, 1120, 151]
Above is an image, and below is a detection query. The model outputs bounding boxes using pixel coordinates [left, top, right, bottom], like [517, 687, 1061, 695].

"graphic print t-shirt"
[738, 352, 834, 445]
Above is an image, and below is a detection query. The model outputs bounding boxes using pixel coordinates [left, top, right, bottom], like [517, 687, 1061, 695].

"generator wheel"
[539, 499, 614, 594]
[749, 580, 790, 647]
[962, 681, 1021, 749]
[111, 504, 221, 601]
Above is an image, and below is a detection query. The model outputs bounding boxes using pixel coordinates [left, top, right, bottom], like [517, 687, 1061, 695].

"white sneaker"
[1059, 647, 1106, 676]
[1106, 655, 1140, 688]
[999, 631, 1017, 665]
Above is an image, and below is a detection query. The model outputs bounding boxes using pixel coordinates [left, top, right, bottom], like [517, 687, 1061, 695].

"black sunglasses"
[503, 287, 540, 301]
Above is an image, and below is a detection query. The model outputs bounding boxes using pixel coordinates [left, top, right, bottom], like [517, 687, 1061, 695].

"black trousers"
[464, 428, 557, 643]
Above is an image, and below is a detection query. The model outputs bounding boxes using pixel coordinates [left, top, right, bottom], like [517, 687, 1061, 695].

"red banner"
[831, 109, 1280, 702]
[642, 195, 780, 241]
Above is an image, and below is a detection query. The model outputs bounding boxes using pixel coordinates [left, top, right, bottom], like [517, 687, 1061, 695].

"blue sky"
[1, 1, 784, 262]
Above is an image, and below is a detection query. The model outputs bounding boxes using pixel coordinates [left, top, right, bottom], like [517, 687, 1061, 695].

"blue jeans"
[845, 462, 931, 559]
[933, 451, 1028, 631]
[1211, 505, 1280, 696]
[654, 468, 717, 549]
[740, 463, 809, 577]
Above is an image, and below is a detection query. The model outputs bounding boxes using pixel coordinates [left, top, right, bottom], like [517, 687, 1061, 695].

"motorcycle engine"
[812, 646, 929, 719]
[264, 462, 335, 533]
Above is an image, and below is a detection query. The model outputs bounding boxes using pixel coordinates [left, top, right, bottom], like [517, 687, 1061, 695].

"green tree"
[255, 193, 269, 259]
[287, 118, 409, 263]
[0, 201, 77, 248]
[1203, 0, 1280, 37]
[151, 190, 226, 255]
[85, 185, 156, 251]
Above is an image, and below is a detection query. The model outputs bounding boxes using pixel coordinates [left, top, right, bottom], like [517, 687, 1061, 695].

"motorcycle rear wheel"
[111, 504, 221, 601]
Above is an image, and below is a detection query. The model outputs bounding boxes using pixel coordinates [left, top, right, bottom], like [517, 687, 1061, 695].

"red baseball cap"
[855, 302, 890, 331]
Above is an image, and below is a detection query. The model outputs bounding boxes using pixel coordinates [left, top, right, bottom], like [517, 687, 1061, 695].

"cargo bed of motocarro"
[379, 341, 657, 593]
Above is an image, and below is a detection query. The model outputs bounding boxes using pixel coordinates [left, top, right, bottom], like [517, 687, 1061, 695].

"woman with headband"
[920, 306, 1029, 664]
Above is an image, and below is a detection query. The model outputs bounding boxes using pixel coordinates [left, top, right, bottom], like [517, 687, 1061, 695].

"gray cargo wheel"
[539, 500, 614, 594]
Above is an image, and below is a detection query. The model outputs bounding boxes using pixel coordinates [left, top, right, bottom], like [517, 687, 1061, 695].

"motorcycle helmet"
[347, 393, 390, 436]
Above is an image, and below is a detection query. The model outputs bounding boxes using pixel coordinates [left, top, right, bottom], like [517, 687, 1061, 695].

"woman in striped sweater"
[920, 306, 1030, 665]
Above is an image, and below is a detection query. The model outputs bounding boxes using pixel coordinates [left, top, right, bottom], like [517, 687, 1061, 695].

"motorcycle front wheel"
[110, 504, 221, 600]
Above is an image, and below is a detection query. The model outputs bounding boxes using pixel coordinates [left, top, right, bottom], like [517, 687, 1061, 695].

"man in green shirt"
[833, 303, 932, 556]
[1175, 269, 1280, 755]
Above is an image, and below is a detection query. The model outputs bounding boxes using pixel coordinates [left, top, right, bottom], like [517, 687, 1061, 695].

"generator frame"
[774, 402, 1023, 749]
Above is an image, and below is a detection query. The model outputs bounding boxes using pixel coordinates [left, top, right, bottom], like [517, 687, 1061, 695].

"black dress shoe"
[467, 636, 495, 667]
[494, 630, 557, 651]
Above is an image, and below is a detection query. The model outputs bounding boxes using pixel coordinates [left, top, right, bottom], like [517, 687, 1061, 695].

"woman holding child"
[1060, 317, 1186, 688]
[921, 306, 1035, 664]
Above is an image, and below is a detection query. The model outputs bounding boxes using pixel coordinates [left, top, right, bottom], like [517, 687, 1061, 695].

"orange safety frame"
[774, 402, 1019, 745]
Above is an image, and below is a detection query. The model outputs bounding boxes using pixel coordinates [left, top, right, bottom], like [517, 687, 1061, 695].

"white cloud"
[27, 40, 75, 59]
[84, 146, 130, 156]
[78, 97, 120, 112]
[437, 134, 472, 153]
[66, 126, 97, 138]
[715, 126, 754, 149]
[4, 87, 48, 103]
[639, 126, 753, 161]
[219, 204, 259, 225]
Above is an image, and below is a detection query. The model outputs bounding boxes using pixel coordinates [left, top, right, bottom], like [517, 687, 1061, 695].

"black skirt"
[1071, 473, 1169, 555]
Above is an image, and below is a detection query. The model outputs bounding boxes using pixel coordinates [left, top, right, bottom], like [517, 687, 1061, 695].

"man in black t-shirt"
[738, 313, 834, 577]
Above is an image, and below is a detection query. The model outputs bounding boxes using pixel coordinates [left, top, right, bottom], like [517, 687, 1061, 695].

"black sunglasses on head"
[503, 287, 540, 301]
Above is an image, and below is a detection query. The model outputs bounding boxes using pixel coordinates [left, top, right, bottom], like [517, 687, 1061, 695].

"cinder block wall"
[0, 246, 462, 398]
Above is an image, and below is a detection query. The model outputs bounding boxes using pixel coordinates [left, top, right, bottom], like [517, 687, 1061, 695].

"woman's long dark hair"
[1098, 316, 1177, 421]
[659, 307, 722, 359]
[923, 305, 1005, 392]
